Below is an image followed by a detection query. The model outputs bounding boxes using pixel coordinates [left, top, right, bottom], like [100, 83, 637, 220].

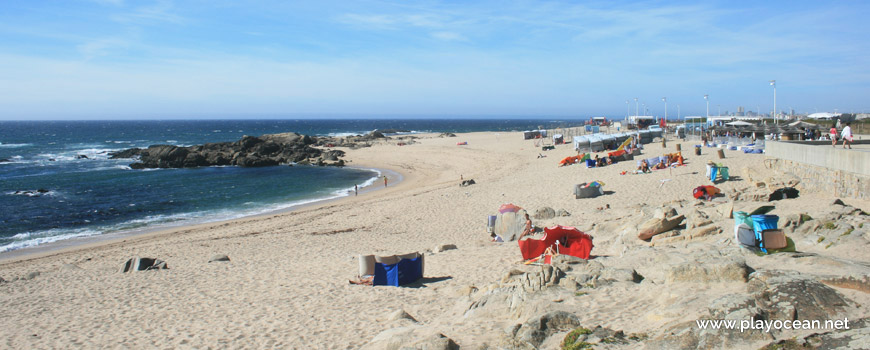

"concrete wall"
[765, 141, 869, 200]
[765, 141, 869, 176]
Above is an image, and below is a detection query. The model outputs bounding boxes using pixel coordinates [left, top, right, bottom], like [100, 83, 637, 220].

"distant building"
[737, 106, 745, 116]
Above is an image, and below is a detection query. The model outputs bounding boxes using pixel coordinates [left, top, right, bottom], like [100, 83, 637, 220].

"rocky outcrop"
[533, 207, 556, 220]
[110, 133, 340, 169]
[120, 257, 168, 272]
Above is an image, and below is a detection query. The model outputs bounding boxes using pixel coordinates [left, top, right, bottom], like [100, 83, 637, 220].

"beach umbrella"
[726, 121, 754, 126]
[494, 204, 528, 241]
[498, 203, 523, 214]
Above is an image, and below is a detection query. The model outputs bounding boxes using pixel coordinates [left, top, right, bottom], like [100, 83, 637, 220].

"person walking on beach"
[841, 123, 853, 149]
[830, 123, 838, 147]
[384, 176, 388, 188]
[354, 184, 358, 196]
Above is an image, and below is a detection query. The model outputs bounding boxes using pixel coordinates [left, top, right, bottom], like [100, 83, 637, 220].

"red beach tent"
[518, 225, 594, 261]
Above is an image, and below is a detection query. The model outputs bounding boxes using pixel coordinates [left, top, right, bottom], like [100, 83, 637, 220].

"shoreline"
[0, 164, 404, 264]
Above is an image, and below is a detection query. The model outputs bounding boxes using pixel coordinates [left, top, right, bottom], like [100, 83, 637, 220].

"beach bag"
[760, 229, 788, 250]
[768, 187, 799, 201]
[735, 224, 757, 248]
[719, 167, 730, 180]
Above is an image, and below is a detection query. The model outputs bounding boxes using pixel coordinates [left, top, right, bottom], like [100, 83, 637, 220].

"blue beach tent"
[358, 252, 425, 286]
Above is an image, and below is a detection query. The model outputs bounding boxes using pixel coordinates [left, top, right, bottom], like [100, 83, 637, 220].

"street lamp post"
[634, 98, 639, 118]
[662, 97, 667, 125]
[704, 94, 709, 139]
[625, 100, 629, 125]
[770, 80, 776, 125]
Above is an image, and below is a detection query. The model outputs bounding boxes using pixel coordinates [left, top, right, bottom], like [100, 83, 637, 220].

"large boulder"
[534, 207, 556, 220]
[666, 258, 752, 283]
[747, 270, 850, 321]
[361, 326, 458, 350]
[508, 311, 581, 348]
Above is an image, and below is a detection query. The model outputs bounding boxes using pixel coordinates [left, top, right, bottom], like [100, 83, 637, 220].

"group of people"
[830, 123, 854, 149]
[592, 154, 616, 167]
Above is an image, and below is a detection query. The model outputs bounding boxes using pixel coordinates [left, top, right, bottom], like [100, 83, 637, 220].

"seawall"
[765, 140, 869, 200]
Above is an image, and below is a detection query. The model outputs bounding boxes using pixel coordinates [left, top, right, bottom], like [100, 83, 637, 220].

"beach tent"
[573, 136, 590, 152]
[518, 225, 593, 261]
[553, 134, 564, 144]
[494, 203, 529, 241]
[358, 252, 424, 286]
[587, 134, 605, 152]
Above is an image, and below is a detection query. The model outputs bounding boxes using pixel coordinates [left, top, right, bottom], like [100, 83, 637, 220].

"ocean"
[0, 118, 585, 253]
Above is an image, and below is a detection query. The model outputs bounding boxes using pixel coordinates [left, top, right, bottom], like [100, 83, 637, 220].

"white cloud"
[430, 31, 466, 42]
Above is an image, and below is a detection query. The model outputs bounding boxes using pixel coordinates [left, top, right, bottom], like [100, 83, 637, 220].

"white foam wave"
[0, 143, 32, 148]
[1, 228, 103, 253]
[326, 132, 363, 137]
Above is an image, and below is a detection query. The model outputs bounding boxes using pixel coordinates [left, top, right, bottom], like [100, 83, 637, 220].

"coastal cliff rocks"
[110, 132, 334, 169]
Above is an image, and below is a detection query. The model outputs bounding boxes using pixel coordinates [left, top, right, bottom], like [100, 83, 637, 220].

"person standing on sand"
[384, 176, 388, 187]
[841, 123, 853, 149]
[354, 184, 358, 196]
[830, 123, 838, 147]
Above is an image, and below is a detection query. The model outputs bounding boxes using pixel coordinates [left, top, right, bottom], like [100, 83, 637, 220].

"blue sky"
[1, 0, 868, 119]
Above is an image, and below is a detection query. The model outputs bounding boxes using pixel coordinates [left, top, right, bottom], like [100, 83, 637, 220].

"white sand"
[1, 131, 868, 349]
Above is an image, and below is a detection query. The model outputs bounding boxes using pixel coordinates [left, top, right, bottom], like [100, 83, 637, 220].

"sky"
[1, 0, 869, 120]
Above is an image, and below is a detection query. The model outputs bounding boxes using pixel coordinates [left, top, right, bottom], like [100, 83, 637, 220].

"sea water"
[0, 118, 583, 253]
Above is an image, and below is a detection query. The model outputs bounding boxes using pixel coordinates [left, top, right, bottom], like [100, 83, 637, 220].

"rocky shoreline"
[109, 131, 407, 169]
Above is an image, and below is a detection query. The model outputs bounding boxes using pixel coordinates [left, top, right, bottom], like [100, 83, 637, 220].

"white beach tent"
[573, 136, 590, 152]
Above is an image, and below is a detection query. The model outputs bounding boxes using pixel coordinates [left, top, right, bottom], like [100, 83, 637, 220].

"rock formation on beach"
[110, 132, 343, 169]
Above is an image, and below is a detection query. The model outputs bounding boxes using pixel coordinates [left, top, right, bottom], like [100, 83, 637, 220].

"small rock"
[209, 254, 231, 263]
[434, 244, 457, 253]
[833, 199, 846, 206]
[534, 207, 556, 220]
[388, 309, 418, 322]
[61, 264, 82, 271]
[556, 209, 571, 217]
[23, 271, 40, 280]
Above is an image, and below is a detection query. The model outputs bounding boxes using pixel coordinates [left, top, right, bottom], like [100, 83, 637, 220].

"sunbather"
[637, 159, 651, 173]
[518, 213, 533, 240]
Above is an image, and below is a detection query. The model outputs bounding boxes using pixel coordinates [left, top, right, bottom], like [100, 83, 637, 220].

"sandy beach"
[2, 131, 869, 349]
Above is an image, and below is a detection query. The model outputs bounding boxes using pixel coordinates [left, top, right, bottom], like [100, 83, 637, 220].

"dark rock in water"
[110, 132, 333, 169]
[75, 155, 89, 159]
[0, 158, 10, 163]
[120, 257, 168, 272]
[37, 189, 49, 193]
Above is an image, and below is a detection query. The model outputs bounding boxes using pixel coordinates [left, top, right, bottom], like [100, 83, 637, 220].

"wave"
[0, 143, 32, 148]
[326, 132, 364, 137]
[1, 228, 104, 253]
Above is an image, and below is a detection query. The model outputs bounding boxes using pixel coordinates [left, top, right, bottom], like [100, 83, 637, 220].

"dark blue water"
[0, 119, 585, 252]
